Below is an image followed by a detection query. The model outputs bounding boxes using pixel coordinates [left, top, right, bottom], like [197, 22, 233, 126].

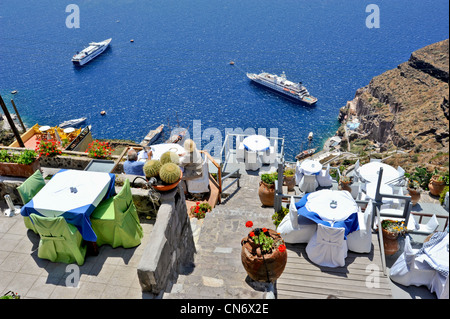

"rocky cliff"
[337, 39, 449, 173]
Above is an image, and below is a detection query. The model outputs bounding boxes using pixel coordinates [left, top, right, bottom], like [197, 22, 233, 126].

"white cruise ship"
[247, 71, 317, 105]
[71, 38, 112, 66]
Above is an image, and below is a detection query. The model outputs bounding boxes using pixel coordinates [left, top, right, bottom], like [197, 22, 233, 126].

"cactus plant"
[143, 159, 162, 178]
[160, 151, 179, 165]
[159, 163, 182, 184]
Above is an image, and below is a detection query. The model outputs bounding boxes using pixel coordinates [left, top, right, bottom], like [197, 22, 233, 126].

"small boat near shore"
[295, 148, 317, 161]
[165, 128, 187, 144]
[140, 124, 164, 146]
[58, 117, 87, 128]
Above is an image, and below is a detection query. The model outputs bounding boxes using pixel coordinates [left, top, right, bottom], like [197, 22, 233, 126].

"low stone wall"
[137, 185, 196, 295]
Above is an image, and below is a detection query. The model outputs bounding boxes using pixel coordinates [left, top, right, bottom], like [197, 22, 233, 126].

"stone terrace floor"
[1, 166, 448, 299]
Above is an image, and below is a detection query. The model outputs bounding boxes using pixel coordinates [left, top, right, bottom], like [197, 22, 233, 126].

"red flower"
[262, 227, 268, 233]
[278, 244, 286, 253]
[196, 202, 200, 205]
[249, 231, 255, 237]
[245, 221, 253, 228]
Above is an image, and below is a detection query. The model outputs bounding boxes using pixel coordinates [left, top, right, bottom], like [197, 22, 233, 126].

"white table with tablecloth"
[20, 169, 115, 242]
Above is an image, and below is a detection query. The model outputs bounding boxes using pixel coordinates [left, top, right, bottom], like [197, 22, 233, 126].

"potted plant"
[283, 168, 296, 192]
[189, 201, 212, 219]
[380, 219, 407, 256]
[241, 221, 287, 282]
[0, 149, 40, 178]
[36, 140, 62, 157]
[339, 175, 352, 193]
[428, 173, 447, 197]
[143, 157, 183, 192]
[407, 179, 421, 206]
[85, 140, 115, 159]
[258, 172, 277, 207]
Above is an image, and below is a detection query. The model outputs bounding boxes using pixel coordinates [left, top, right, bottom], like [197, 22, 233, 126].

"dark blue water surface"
[0, 0, 448, 160]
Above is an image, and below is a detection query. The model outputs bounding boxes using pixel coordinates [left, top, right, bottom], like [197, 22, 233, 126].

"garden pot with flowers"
[241, 220, 287, 282]
[406, 179, 421, 206]
[0, 149, 40, 178]
[189, 201, 212, 219]
[380, 219, 407, 256]
[85, 140, 115, 159]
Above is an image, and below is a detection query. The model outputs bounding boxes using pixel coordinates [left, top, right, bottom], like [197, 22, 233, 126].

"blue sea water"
[0, 0, 448, 160]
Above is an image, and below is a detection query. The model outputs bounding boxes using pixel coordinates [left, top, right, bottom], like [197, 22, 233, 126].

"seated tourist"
[179, 139, 203, 181]
[123, 148, 145, 176]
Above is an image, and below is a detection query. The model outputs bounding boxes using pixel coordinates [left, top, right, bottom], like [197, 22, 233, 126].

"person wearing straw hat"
[179, 139, 203, 181]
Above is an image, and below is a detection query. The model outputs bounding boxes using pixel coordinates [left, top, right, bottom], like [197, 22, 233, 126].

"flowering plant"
[407, 179, 420, 190]
[339, 175, 352, 184]
[381, 219, 407, 236]
[190, 201, 211, 219]
[245, 221, 286, 254]
[36, 140, 62, 157]
[85, 140, 115, 159]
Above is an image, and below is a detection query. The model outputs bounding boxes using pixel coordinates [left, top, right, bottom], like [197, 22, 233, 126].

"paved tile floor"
[0, 207, 155, 299]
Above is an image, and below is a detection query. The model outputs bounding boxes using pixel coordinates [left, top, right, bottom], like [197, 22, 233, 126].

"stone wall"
[137, 185, 196, 295]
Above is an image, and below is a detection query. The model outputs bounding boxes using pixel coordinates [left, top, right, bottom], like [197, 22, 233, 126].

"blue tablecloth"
[21, 169, 116, 241]
[295, 191, 359, 238]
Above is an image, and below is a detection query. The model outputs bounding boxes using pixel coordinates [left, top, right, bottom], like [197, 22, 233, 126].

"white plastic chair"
[277, 196, 317, 244]
[316, 164, 333, 188]
[306, 223, 348, 267]
[347, 200, 374, 253]
[244, 149, 261, 171]
[299, 174, 318, 193]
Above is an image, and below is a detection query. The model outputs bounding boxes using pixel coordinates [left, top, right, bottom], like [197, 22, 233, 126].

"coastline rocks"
[337, 39, 449, 171]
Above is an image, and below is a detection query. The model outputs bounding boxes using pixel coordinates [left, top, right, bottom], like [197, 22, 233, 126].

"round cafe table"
[64, 127, 75, 134]
[296, 189, 359, 236]
[39, 125, 51, 132]
[242, 135, 270, 152]
[358, 162, 400, 184]
[299, 159, 322, 175]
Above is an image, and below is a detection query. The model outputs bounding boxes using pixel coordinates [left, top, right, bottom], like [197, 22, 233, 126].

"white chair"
[186, 154, 210, 194]
[306, 223, 348, 268]
[244, 149, 261, 171]
[316, 164, 333, 188]
[347, 200, 374, 253]
[277, 196, 317, 244]
[299, 174, 318, 193]
[295, 161, 304, 185]
[389, 236, 440, 290]
[407, 214, 440, 235]
[261, 147, 276, 164]
[353, 159, 360, 182]
[236, 136, 245, 160]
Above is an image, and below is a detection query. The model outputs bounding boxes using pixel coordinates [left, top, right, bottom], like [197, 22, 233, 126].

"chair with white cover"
[277, 196, 317, 244]
[316, 164, 333, 188]
[186, 153, 210, 194]
[306, 223, 348, 267]
[261, 139, 277, 164]
[353, 159, 361, 182]
[244, 149, 261, 171]
[407, 214, 440, 235]
[295, 161, 304, 185]
[236, 135, 245, 160]
[389, 235, 446, 297]
[347, 200, 374, 253]
[299, 174, 318, 193]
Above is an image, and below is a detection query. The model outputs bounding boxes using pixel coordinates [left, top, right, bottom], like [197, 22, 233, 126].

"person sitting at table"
[179, 139, 203, 181]
[123, 148, 145, 176]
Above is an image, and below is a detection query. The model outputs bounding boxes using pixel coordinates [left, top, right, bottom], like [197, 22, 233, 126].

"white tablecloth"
[305, 190, 358, 224]
[150, 143, 186, 161]
[30, 170, 112, 217]
[242, 135, 270, 152]
[358, 162, 400, 184]
[299, 160, 322, 175]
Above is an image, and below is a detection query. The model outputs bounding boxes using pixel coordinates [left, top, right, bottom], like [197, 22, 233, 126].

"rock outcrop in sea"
[336, 39, 449, 173]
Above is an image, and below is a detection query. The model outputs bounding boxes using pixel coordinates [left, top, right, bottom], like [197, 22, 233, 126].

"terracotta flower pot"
[381, 220, 400, 256]
[339, 181, 352, 193]
[0, 159, 40, 178]
[283, 175, 295, 192]
[258, 181, 275, 207]
[407, 187, 421, 206]
[241, 229, 287, 282]
[428, 176, 446, 197]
